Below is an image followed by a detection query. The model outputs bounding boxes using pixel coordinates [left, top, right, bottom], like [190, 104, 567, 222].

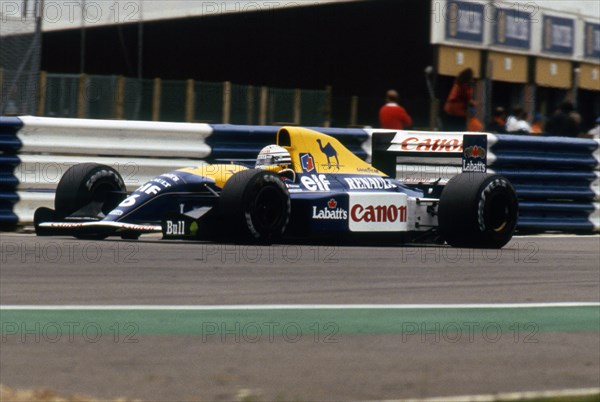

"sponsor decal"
[47, 222, 83, 228]
[161, 173, 181, 183]
[165, 220, 186, 236]
[356, 167, 381, 174]
[312, 198, 348, 220]
[394, 136, 463, 153]
[300, 174, 331, 191]
[300, 153, 315, 173]
[348, 193, 408, 232]
[462, 135, 488, 173]
[344, 177, 396, 190]
[351, 204, 407, 223]
[316, 139, 340, 168]
[122, 224, 160, 232]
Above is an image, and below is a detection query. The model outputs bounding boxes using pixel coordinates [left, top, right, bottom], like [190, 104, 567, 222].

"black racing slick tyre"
[55, 163, 126, 219]
[438, 173, 518, 249]
[219, 169, 291, 243]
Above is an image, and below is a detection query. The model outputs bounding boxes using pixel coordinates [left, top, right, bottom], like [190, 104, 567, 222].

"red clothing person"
[379, 90, 412, 130]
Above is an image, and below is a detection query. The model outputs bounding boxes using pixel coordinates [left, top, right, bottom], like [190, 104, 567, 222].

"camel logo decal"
[316, 139, 340, 169]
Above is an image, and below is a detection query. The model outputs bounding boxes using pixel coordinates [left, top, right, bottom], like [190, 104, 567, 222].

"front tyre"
[218, 169, 291, 243]
[438, 173, 518, 249]
[55, 163, 126, 219]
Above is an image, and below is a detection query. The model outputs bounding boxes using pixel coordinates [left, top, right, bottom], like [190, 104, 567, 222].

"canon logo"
[350, 204, 407, 223]
[400, 137, 462, 152]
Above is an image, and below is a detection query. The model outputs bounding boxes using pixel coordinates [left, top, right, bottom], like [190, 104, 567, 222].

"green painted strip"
[1, 307, 598, 342]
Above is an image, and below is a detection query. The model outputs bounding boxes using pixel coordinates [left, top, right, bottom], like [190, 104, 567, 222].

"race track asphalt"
[1, 234, 599, 401]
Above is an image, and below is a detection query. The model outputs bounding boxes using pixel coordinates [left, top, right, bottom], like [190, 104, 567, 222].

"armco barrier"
[0, 117, 370, 227]
[370, 130, 600, 233]
[0, 116, 214, 227]
[1, 116, 598, 233]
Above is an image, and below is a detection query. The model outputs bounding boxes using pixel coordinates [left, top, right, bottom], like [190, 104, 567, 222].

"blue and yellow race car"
[34, 127, 518, 248]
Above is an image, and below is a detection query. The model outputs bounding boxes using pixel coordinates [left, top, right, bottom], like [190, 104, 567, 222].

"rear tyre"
[438, 173, 518, 249]
[55, 163, 126, 219]
[218, 169, 291, 243]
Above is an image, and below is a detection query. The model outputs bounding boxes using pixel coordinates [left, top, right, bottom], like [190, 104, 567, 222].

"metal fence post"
[152, 78, 161, 121]
[293, 88, 301, 125]
[259, 86, 268, 126]
[37, 70, 47, 116]
[77, 73, 87, 118]
[186, 79, 195, 122]
[350, 95, 358, 127]
[324, 85, 332, 127]
[115, 75, 125, 119]
[223, 81, 232, 124]
[246, 85, 254, 125]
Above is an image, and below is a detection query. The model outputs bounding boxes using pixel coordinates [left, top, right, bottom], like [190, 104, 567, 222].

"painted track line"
[1, 302, 599, 310]
[373, 387, 600, 402]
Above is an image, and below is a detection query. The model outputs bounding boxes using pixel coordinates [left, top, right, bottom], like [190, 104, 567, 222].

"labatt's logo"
[312, 198, 348, 220]
[463, 145, 487, 172]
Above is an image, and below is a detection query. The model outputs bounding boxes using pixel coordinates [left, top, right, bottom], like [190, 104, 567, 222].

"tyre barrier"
[1, 116, 598, 233]
[370, 130, 600, 233]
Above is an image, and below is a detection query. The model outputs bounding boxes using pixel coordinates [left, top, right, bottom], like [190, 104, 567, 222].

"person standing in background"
[505, 106, 531, 134]
[467, 105, 484, 132]
[530, 113, 544, 135]
[443, 67, 475, 131]
[487, 106, 507, 133]
[379, 89, 413, 130]
[545, 101, 580, 137]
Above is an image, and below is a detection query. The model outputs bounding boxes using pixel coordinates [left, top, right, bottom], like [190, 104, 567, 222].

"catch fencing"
[1, 116, 598, 233]
[32, 73, 331, 127]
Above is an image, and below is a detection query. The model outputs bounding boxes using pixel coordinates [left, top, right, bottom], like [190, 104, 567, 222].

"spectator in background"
[467, 105, 484, 132]
[379, 89, 413, 130]
[530, 113, 544, 135]
[487, 106, 507, 133]
[545, 101, 580, 137]
[505, 106, 531, 134]
[443, 67, 475, 131]
[588, 117, 600, 140]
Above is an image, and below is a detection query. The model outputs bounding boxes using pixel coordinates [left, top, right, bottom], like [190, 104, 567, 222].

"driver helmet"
[255, 144, 292, 171]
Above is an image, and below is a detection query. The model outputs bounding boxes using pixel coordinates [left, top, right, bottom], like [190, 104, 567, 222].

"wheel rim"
[252, 185, 287, 232]
[91, 182, 121, 214]
[487, 191, 512, 233]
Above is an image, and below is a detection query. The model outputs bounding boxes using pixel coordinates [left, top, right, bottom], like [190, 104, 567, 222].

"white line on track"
[1, 302, 599, 310]
[373, 387, 600, 402]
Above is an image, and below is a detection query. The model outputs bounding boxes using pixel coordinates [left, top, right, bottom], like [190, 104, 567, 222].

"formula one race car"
[34, 127, 519, 248]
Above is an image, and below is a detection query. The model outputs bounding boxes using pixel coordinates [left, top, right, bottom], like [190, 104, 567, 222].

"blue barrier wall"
[0, 116, 23, 227]
[491, 134, 599, 232]
[1, 116, 598, 233]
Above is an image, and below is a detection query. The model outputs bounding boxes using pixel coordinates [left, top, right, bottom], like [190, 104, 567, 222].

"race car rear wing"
[371, 130, 490, 183]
